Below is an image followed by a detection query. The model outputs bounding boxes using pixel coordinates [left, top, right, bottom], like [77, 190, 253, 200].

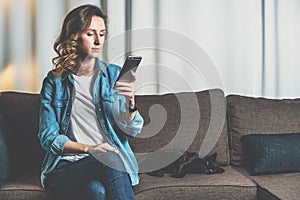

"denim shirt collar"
[61, 58, 108, 82]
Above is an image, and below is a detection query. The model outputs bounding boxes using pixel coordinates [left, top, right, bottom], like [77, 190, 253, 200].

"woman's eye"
[87, 33, 94, 36]
[100, 32, 106, 37]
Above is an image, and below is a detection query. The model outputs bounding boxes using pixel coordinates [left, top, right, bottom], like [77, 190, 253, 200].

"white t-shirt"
[71, 69, 105, 145]
[61, 69, 105, 162]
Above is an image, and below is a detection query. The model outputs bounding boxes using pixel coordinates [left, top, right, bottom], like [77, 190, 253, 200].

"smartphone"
[116, 55, 142, 82]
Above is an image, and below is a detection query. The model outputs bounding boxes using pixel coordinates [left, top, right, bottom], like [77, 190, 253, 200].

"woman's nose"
[94, 35, 100, 45]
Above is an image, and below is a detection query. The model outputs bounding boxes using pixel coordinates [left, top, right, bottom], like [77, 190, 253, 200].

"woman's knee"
[85, 180, 106, 200]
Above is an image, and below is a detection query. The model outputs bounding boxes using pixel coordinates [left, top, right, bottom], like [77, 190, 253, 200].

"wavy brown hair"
[52, 4, 107, 76]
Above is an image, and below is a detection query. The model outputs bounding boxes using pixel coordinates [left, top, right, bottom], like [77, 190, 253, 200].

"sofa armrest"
[0, 115, 10, 186]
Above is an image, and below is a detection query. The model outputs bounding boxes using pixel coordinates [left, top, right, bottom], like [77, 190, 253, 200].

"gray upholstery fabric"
[134, 166, 257, 200]
[0, 92, 44, 177]
[0, 116, 9, 187]
[2, 91, 299, 199]
[1, 167, 257, 200]
[257, 187, 280, 200]
[0, 170, 60, 200]
[226, 95, 300, 166]
[236, 167, 300, 200]
[132, 89, 230, 165]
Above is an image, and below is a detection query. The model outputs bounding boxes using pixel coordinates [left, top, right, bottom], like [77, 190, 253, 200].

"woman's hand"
[86, 142, 121, 155]
[114, 71, 136, 110]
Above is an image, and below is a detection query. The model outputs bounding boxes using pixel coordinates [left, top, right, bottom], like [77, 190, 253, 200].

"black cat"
[146, 152, 225, 178]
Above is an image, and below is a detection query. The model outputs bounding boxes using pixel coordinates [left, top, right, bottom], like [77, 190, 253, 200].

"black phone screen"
[116, 56, 142, 82]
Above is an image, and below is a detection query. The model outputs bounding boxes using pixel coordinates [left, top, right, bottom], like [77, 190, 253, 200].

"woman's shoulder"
[42, 68, 70, 85]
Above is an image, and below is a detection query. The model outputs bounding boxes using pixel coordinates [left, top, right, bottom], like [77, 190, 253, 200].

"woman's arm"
[63, 140, 88, 154]
[114, 71, 137, 123]
[38, 73, 70, 155]
[114, 71, 144, 137]
[63, 141, 120, 155]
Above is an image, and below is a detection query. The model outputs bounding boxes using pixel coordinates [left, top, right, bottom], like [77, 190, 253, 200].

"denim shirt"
[38, 59, 144, 188]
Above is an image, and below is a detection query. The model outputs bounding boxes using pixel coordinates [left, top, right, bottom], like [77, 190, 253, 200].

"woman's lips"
[92, 48, 101, 51]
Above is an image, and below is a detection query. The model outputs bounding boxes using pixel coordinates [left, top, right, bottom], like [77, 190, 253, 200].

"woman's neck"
[76, 57, 96, 76]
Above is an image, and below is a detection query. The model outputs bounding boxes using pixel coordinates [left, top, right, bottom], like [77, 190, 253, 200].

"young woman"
[38, 4, 143, 200]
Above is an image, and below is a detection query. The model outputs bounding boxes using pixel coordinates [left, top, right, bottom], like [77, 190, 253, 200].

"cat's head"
[204, 153, 225, 174]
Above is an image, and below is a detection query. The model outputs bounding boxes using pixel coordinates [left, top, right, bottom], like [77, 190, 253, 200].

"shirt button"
[99, 108, 101, 111]
[67, 112, 70, 116]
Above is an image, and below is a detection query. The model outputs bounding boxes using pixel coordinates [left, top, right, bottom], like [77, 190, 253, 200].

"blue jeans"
[46, 152, 135, 200]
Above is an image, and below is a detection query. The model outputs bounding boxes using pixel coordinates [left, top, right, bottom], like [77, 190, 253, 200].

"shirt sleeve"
[38, 73, 70, 155]
[111, 94, 144, 138]
[117, 110, 144, 138]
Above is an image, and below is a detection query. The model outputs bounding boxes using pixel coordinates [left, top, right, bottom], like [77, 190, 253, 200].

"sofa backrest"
[0, 92, 43, 178]
[0, 89, 230, 180]
[227, 94, 300, 166]
[132, 89, 230, 165]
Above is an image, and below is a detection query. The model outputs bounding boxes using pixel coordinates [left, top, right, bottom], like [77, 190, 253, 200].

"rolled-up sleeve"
[118, 111, 144, 138]
[38, 73, 70, 155]
[111, 94, 144, 138]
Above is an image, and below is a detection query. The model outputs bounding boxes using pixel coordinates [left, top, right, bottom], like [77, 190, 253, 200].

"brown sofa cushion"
[227, 95, 300, 166]
[131, 89, 230, 170]
[236, 167, 300, 200]
[0, 116, 9, 186]
[252, 172, 300, 200]
[0, 92, 44, 177]
[134, 166, 257, 200]
[0, 170, 60, 200]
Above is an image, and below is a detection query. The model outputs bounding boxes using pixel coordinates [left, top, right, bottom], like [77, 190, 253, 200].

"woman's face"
[78, 16, 106, 59]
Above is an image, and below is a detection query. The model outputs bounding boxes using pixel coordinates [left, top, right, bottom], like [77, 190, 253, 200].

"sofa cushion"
[0, 170, 61, 200]
[132, 89, 230, 170]
[0, 116, 9, 187]
[134, 166, 257, 200]
[0, 92, 44, 177]
[1, 167, 257, 200]
[236, 167, 300, 200]
[227, 95, 300, 166]
[241, 133, 300, 175]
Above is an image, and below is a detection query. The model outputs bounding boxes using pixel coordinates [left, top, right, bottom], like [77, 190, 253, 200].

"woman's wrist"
[83, 144, 90, 154]
[63, 141, 91, 154]
[129, 97, 135, 109]
[128, 97, 138, 113]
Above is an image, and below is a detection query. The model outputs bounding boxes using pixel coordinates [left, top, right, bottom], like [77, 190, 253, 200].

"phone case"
[116, 56, 142, 82]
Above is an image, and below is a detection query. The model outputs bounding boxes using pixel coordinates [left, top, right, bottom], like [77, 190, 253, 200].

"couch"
[0, 89, 299, 200]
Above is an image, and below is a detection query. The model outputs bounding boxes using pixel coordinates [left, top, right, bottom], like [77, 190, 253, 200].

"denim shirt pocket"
[101, 95, 115, 114]
[51, 99, 68, 123]
[52, 99, 68, 108]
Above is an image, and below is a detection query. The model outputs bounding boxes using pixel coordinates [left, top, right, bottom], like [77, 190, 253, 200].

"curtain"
[0, 0, 100, 92]
[0, 0, 299, 98]
[263, 0, 300, 98]
[129, 0, 263, 95]
[107, 0, 300, 97]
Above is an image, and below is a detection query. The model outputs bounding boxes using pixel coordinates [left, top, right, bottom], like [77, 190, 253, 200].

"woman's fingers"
[114, 85, 134, 92]
[114, 81, 135, 98]
[88, 143, 121, 155]
[101, 143, 121, 155]
[115, 81, 134, 90]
